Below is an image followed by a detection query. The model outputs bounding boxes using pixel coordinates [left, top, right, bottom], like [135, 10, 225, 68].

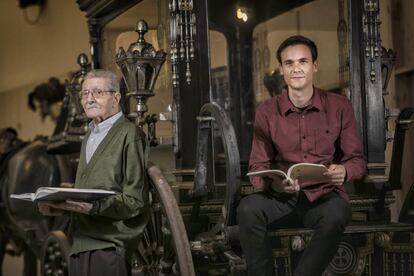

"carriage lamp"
[116, 20, 166, 144]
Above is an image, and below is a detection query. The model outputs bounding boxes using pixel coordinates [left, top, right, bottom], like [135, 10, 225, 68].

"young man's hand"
[38, 200, 93, 215]
[324, 164, 347, 185]
[268, 176, 300, 193]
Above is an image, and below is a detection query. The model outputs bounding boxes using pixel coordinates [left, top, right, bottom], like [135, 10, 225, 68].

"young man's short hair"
[276, 35, 318, 63]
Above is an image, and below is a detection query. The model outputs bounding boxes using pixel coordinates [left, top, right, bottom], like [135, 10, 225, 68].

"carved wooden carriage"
[2, 0, 414, 275]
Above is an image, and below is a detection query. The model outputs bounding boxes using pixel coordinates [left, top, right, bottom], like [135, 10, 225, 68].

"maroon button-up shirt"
[249, 87, 366, 202]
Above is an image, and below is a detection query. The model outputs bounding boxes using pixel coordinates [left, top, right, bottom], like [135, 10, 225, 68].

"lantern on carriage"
[115, 19, 166, 143]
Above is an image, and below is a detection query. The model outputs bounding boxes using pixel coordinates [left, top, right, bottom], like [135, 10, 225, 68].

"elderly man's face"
[80, 77, 121, 123]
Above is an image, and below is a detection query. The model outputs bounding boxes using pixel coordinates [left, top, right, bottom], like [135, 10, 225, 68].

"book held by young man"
[10, 187, 115, 202]
[247, 163, 329, 184]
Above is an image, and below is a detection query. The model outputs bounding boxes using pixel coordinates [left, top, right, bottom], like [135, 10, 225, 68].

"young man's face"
[279, 44, 318, 92]
[80, 77, 121, 124]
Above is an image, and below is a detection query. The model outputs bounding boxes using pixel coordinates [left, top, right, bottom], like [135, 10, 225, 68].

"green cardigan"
[70, 116, 149, 260]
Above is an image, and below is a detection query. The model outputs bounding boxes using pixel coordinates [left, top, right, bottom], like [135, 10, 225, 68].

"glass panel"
[209, 31, 230, 112]
[101, 0, 165, 70]
[99, 0, 174, 175]
[252, 0, 348, 105]
[98, 0, 172, 137]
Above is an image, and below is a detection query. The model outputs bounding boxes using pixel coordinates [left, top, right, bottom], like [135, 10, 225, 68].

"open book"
[10, 187, 116, 202]
[247, 163, 329, 184]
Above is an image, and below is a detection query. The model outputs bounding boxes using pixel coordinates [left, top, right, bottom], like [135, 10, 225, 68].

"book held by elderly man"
[247, 163, 329, 184]
[10, 187, 115, 202]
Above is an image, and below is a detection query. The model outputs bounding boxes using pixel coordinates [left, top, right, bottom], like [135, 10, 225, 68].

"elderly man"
[38, 69, 148, 276]
[238, 36, 366, 276]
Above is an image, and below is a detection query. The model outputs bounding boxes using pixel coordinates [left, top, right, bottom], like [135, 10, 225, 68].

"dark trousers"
[237, 191, 351, 276]
[69, 248, 131, 276]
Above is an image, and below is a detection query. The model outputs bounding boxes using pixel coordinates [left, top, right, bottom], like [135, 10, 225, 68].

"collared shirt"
[249, 87, 366, 202]
[86, 111, 123, 163]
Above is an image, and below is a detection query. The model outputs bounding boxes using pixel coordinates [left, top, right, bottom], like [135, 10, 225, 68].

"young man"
[238, 36, 366, 276]
[38, 70, 148, 276]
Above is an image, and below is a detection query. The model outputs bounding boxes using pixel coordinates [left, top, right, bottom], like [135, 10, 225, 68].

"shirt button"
[304, 154, 307, 159]
[302, 136, 306, 139]
[82, 174, 86, 178]
[302, 115, 305, 118]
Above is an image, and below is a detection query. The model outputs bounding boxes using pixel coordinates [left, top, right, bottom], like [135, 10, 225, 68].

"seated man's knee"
[322, 201, 351, 234]
[237, 195, 264, 225]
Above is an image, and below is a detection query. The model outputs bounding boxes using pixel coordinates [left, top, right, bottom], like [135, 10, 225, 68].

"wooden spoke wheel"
[194, 102, 241, 226]
[133, 164, 195, 276]
[40, 230, 71, 276]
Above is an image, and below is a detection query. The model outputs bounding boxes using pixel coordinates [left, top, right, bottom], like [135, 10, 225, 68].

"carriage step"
[223, 251, 247, 274]
[171, 181, 194, 189]
[268, 222, 414, 237]
[172, 168, 195, 177]
[223, 222, 414, 245]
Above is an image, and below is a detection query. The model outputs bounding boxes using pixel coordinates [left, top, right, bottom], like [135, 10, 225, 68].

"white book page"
[246, 169, 287, 179]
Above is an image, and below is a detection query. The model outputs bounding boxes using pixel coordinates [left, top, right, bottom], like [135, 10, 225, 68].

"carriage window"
[209, 31, 230, 113]
[98, 0, 172, 140]
[99, 0, 174, 173]
[253, 0, 348, 105]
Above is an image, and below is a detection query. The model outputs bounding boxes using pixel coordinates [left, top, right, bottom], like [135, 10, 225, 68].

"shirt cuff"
[89, 201, 100, 215]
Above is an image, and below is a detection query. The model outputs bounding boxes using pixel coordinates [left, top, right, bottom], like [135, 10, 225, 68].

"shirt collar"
[279, 86, 323, 116]
[89, 111, 123, 134]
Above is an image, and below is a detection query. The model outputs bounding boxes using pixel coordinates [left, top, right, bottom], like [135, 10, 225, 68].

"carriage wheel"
[194, 102, 241, 226]
[133, 164, 195, 276]
[40, 230, 71, 276]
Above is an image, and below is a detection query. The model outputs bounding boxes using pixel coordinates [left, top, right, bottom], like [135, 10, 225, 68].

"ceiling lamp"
[236, 7, 249, 22]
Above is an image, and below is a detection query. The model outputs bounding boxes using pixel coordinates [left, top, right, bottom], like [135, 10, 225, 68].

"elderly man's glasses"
[79, 89, 116, 99]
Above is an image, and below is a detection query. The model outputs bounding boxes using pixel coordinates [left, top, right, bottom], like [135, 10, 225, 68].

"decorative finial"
[77, 53, 89, 76]
[77, 53, 88, 67]
[135, 20, 148, 44]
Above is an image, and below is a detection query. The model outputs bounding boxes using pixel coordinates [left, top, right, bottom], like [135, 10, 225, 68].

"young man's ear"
[313, 60, 319, 73]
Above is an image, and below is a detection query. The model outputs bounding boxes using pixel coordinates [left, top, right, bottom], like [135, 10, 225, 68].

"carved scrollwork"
[363, 0, 381, 83]
[381, 47, 396, 94]
[375, 232, 391, 248]
[169, 0, 196, 87]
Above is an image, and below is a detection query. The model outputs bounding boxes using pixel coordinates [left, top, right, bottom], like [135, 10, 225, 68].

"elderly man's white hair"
[83, 69, 120, 92]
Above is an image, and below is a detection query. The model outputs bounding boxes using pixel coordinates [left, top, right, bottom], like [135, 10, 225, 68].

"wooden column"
[349, 0, 386, 181]
[173, 0, 211, 169]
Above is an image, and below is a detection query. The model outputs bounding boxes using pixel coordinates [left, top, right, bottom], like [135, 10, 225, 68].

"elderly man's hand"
[39, 200, 93, 215]
[37, 202, 64, 216]
[324, 164, 347, 186]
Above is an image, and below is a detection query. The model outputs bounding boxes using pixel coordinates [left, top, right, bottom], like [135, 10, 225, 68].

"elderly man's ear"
[115, 92, 121, 103]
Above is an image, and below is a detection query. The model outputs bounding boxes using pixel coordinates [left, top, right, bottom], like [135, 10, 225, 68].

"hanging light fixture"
[236, 7, 249, 22]
[18, 0, 45, 25]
